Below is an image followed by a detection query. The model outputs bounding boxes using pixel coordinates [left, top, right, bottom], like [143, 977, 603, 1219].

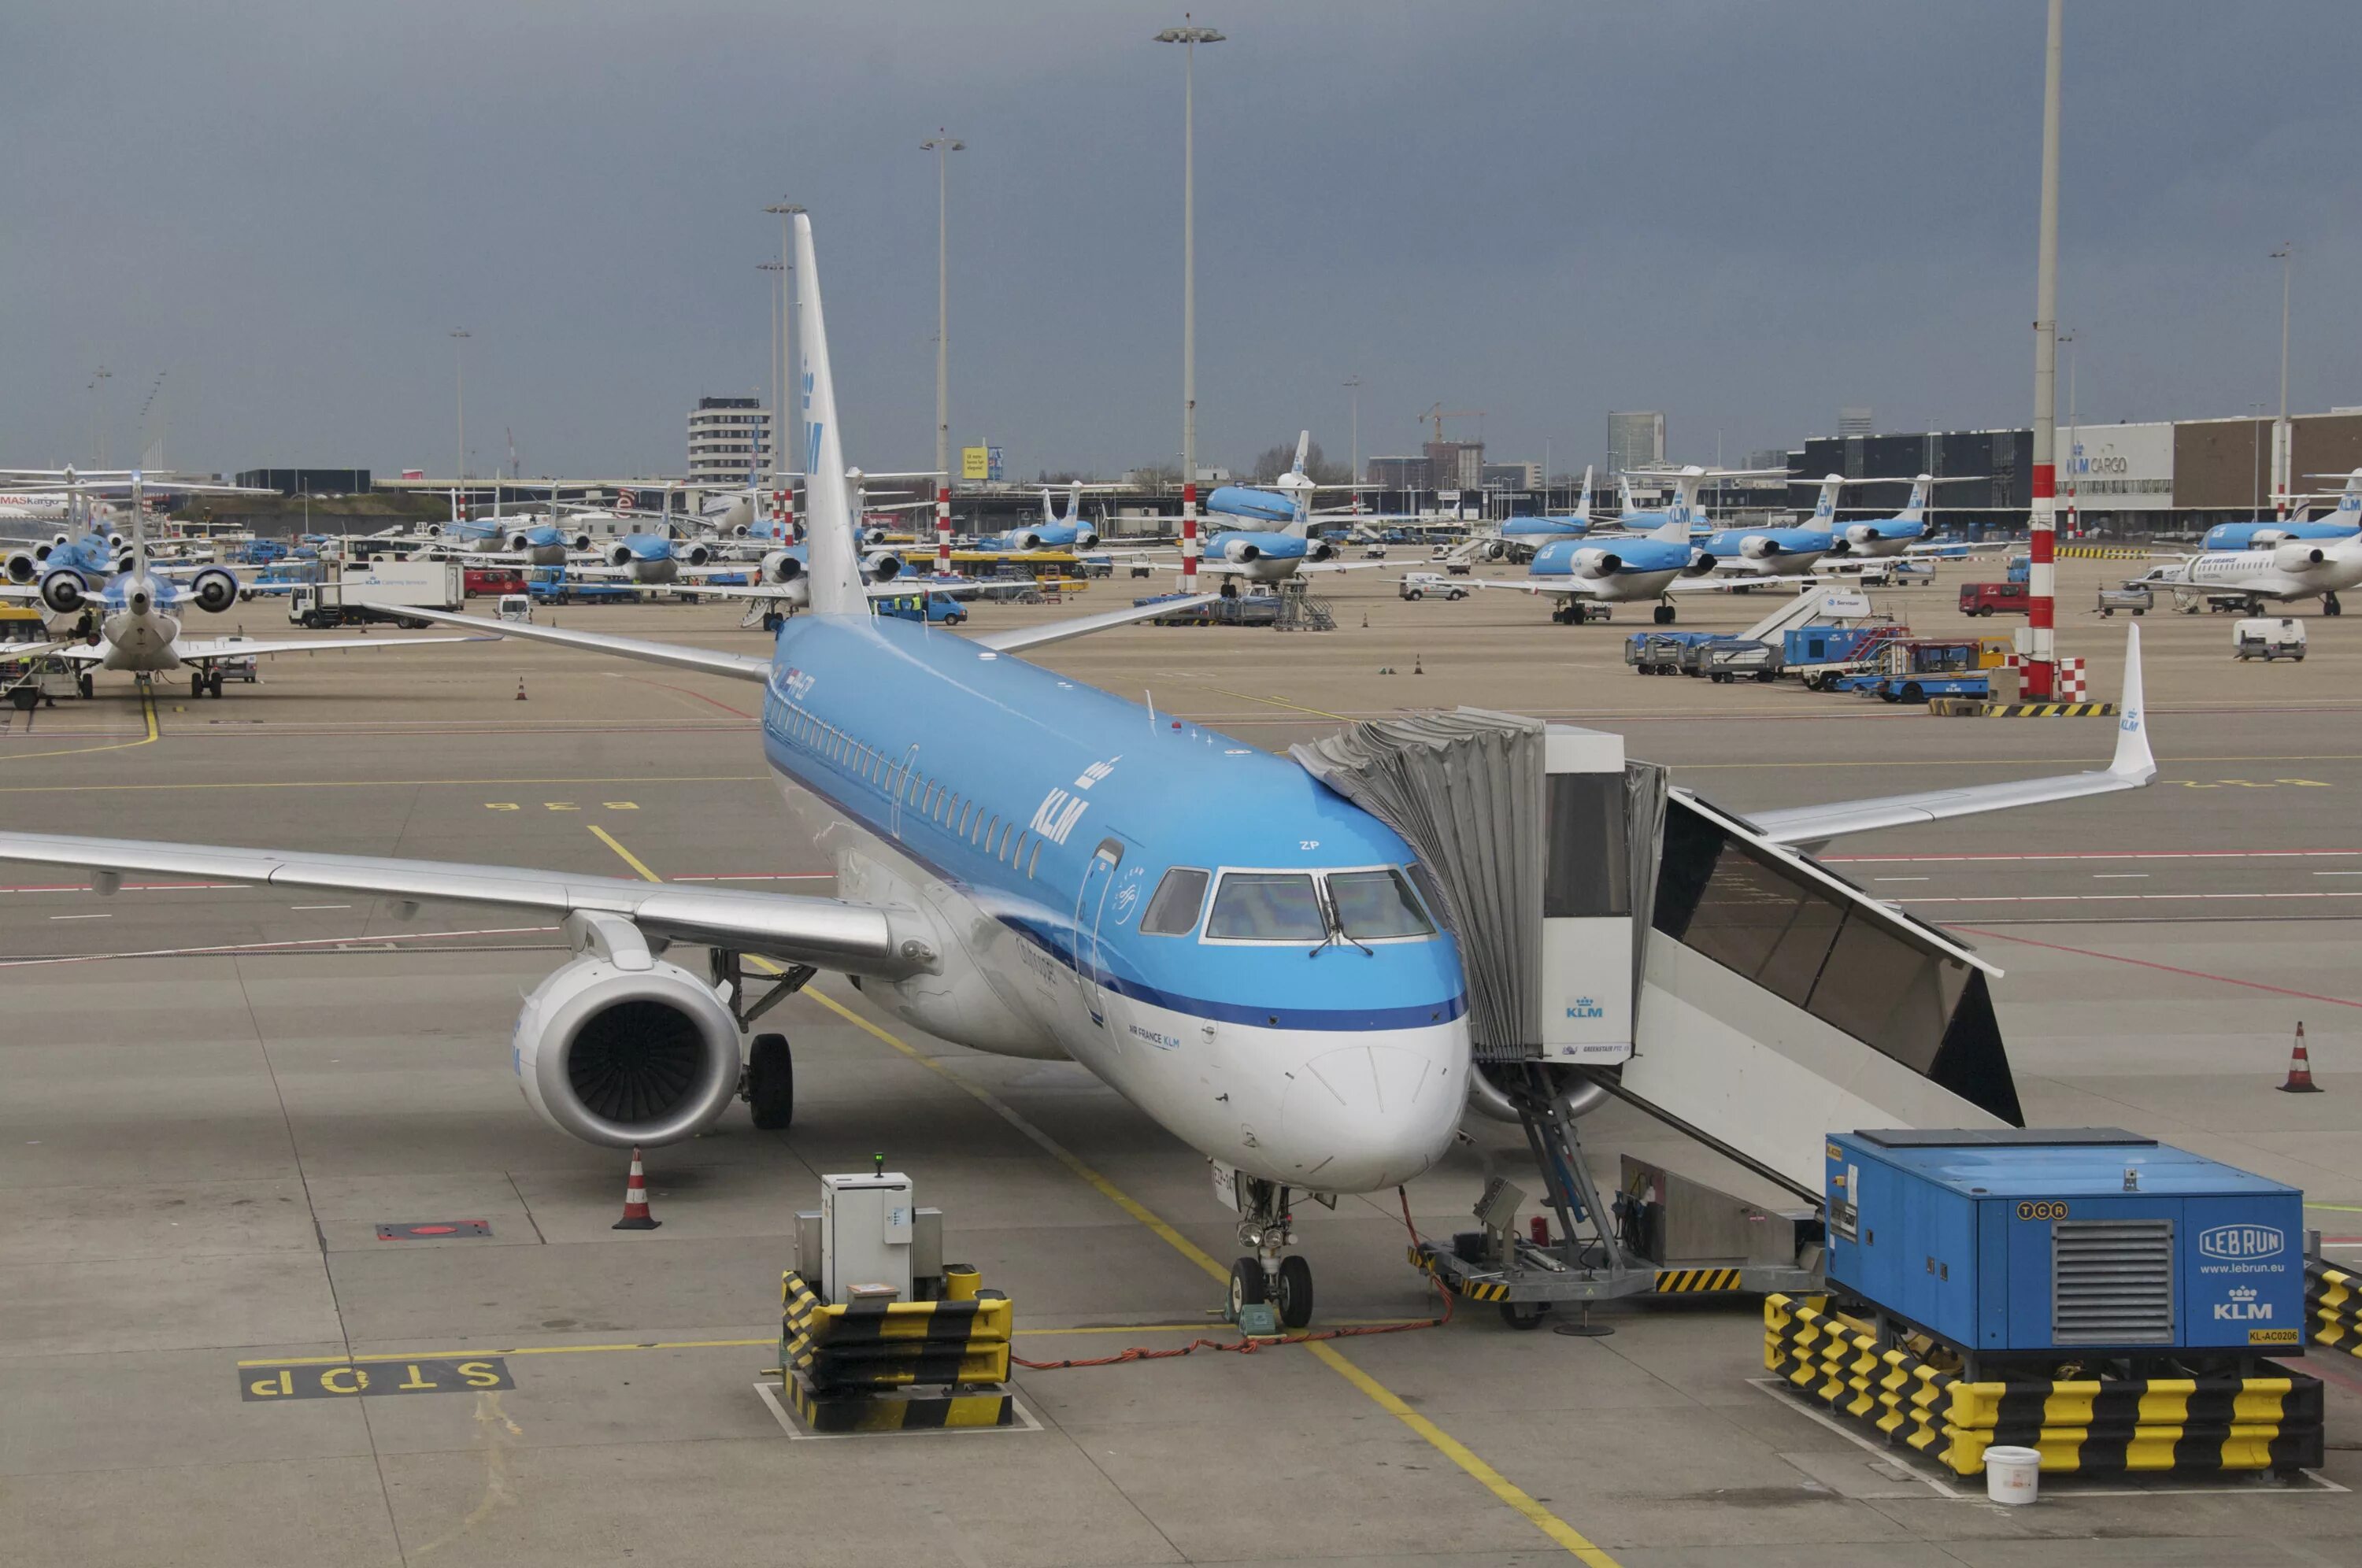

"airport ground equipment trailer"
[2095, 583, 2151, 616]
[1625, 631, 1716, 675]
[1679, 636, 1779, 682]
[2235, 617, 2307, 661]
[1834, 638, 1996, 704]
[288, 559, 463, 628]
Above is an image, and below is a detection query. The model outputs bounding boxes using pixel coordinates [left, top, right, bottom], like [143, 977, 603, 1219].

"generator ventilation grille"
[2052, 1218, 2174, 1345]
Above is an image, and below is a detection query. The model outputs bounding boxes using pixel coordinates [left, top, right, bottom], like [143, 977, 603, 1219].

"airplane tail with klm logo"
[792, 214, 867, 618]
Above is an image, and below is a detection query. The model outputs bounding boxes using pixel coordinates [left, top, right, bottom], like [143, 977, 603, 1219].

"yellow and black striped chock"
[1764, 1293, 2323, 1477]
[2308, 1257, 2362, 1358]
[1983, 702, 2117, 718]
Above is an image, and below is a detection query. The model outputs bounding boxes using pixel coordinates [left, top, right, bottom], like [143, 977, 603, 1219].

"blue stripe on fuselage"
[755, 613, 1466, 1030]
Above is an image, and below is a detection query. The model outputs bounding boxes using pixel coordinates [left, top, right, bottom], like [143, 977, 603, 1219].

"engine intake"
[512, 952, 741, 1147]
[2, 550, 36, 585]
[1740, 535, 1783, 560]
[1568, 548, 1621, 579]
[761, 550, 805, 586]
[1225, 539, 1262, 564]
[187, 566, 239, 614]
[864, 550, 904, 582]
[2274, 542, 2330, 571]
[39, 570, 86, 615]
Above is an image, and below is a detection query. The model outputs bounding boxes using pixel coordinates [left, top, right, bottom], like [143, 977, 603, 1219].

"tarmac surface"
[6, 557, 2362, 1566]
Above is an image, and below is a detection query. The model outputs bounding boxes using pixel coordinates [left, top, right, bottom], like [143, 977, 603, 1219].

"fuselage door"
[1073, 837, 1124, 1027]
[890, 743, 918, 840]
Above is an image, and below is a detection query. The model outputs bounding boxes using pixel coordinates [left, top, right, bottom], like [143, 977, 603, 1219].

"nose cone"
[1278, 1030, 1468, 1192]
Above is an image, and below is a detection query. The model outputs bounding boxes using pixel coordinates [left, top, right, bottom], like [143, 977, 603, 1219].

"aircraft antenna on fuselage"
[793, 213, 866, 617]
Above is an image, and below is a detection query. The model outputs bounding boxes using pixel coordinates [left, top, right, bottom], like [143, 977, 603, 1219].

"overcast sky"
[4, 1, 2353, 482]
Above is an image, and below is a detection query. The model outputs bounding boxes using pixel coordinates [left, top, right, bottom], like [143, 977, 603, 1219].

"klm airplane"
[1473, 512, 1736, 623]
[2199, 469, 2362, 553]
[1177, 433, 1389, 586]
[0, 216, 2159, 1326]
[1500, 467, 1597, 557]
[976, 483, 1103, 553]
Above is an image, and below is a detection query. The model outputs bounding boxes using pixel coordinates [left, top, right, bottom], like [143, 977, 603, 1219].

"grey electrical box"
[820, 1171, 914, 1304]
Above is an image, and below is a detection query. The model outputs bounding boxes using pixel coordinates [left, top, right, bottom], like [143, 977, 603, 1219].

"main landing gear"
[710, 949, 816, 1132]
[1227, 1176, 1316, 1329]
[1651, 602, 1677, 625]
[2325, 592, 2343, 617]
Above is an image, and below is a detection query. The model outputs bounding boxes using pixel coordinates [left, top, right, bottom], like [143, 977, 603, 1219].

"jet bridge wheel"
[745, 1033, 794, 1130]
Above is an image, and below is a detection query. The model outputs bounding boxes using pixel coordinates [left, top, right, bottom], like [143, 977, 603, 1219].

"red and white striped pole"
[2022, 0, 2064, 700]
[1180, 480, 1199, 592]
[935, 482, 952, 575]
[783, 483, 797, 545]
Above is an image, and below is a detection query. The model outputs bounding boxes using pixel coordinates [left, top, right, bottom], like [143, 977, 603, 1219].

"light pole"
[2058, 327, 2076, 538]
[1343, 375, 1362, 504]
[921, 135, 964, 575]
[91, 367, 112, 468]
[1157, 17, 1224, 591]
[759, 261, 785, 497]
[2024, 0, 2064, 697]
[449, 330, 471, 494]
[2272, 242, 2293, 519]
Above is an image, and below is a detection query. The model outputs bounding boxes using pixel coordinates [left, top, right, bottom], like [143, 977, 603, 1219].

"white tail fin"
[1647, 513, 1690, 545]
[1041, 487, 1057, 523]
[2339, 468, 2362, 514]
[793, 213, 865, 616]
[1064, 481, 1082, 524]
[1812, 474, 1841, 527]
[1575, 464, 1593, 519]
[1292, 430, 1310, 478]
[1619, 475, 1636, 518]
[1900, 474, 1931, 523]
[2109, 623, 2153, 780]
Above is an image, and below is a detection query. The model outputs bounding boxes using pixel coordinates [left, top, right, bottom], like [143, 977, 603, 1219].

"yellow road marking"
[1192, 684, 1350, 722]
[0, 687, 157, 763]
[0, 773, 764, 795]
[588, 823, 663, 882]
[610, 824, 1620, 1562]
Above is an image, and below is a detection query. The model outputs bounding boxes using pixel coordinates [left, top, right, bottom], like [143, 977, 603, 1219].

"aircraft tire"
[1275, 1256, 1314, 1329]
[78, 674, 93, 698]
[191, 672, 204, 698]
[208, 671, 224, 698]
[1228, 1258, 1268, 1318]
[1501, 1301, 1547, 1330]
[746, 1033, 794, 1130]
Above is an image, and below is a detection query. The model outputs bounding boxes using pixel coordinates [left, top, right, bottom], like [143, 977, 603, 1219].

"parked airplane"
[0, 476, 472, 696]
[1793, 473, 1990, 559]
[1472, 513, 1743, 623]
[1646, 468, 1830, 579]
[0, 216, 2158, 1327]
[1500, 467, 1597, 557]
[1152, 434, 1395, 587]
[972, 483, 1105, 553]
[2197, 470, 2362, 553]
[2136, 525, 2362, 616]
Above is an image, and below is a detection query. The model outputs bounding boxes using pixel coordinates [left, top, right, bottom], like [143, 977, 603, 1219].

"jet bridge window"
[1542, 772, 1631, 919]
[1653, 806, 1971, 1078]
[1141, 868, 1210, 935]
[1328, 868, 1437, 939]
[1206, 872, 1327, 942]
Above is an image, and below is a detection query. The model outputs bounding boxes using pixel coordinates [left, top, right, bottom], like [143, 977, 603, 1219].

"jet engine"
[512, 949, 742, 1148]
[2273, 542, 2329, 571]
[505, 531, 536, 553]
[1223, 538, 1263, 564]
[422, 523, 444, 538]
[863, 549, 905, 582]
[1740, 534, 1785, 560]
[1567, 548, 1623, 579]
[760, 550, 805, 586]
[186, 566, 239, 614]
[2, 549, 37, 585]
[680, 542, 715, 568]
[2248, 529, 2292, 549]
[1008, 531, 1046, 553]
[1304, 538, 1335, 563]
[1073, 525, 1101, 549]
[1842, 523, 1884, 549]
[39, 570, 87, 615]
[605, 542, 638, 569]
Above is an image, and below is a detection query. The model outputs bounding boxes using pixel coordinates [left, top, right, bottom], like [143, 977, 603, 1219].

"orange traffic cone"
[612, 1146, 661, 1229]
[2279, 1022, 2323, 1094]
[515, 678, 527, 701]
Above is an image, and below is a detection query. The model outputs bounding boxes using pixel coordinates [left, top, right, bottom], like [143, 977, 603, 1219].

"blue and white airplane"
[1791, 473, 1990, 560]
[1643, 467, 1830, 579]
[1162, 433, 1391, 586]
[0, 216, 2160, 1325]
[1500, 467, 1597, 556]
[1472, 512, 1739, 623]
[0, 475, 470, 697]
[2197, 470, 2362, 553]
[974, 483, 1104, 553]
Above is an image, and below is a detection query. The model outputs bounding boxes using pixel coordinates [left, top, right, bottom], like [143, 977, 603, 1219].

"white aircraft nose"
[1279, 1032, 1467, 1192]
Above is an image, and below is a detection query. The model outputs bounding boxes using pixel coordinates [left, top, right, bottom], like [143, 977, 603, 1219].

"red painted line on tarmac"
[1948, 926, 2362, 1011]
[621, 677, 756, 719]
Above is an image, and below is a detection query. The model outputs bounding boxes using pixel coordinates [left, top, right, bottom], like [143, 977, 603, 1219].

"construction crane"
[1419, 403, 1484, 444]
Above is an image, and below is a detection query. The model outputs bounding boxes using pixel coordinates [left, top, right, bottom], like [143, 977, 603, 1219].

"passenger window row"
[776, 701, 1042, 879]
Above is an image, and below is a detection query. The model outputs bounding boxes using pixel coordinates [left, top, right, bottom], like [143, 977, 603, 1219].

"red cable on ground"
[1011, 1188, 1455, 1371]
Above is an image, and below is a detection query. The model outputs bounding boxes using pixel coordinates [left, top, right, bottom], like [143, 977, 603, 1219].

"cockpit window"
[1327, 869, 1437, 939]
[1141, 868, 1210, 936]
[1206, 873, 1327, 941]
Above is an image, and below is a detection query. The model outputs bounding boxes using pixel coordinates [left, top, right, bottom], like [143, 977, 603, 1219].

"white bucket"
[1983, 1445, 2042, 1505]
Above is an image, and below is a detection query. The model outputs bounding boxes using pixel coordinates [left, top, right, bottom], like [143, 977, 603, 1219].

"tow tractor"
[1834, 637, 2001, 705]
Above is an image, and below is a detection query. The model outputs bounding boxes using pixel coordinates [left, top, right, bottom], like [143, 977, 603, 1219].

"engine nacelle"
[1740, 534, 1783, 560]
[2, 549, 36, 585]
[1010, 531, 1045, 553]
[760, 550, 805, 586]
[681, 542, 714, 568]
[1568, 548, 1622, 579]
[1681, 549, 1720, 577]
[1465, 1062, 1609, 1124]
[606, 542, 637, 569]
[1843, 523, 1882, 547]
[1073, 526, 1100, 549]
[39, 570, 87, 615]
[1305, 539, 1335, 563]
[512, 952, 742, 1148]
[859, 525, 890, 547]
[187, 566, 239, 615]
[2249, 529, 2292, 549]
[423, 522, 444, 538]
[863, 549, 904, 582]
[1224, 538, 1262, 564]
[506, 532, 535, 553]
[2274, 542, 2329, 571]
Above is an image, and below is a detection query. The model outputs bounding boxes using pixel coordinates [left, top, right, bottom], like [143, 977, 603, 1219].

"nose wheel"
[1231, 1178, 1316, 1329]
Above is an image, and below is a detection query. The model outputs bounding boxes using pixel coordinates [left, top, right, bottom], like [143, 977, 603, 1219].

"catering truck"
[287, 560, 465, 630]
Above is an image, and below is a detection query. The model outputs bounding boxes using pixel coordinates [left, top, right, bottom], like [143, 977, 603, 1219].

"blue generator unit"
[1826, 1130, 2305, 1369]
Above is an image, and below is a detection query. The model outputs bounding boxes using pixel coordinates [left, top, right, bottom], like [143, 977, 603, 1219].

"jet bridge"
[1293, 709, 2023, 1325]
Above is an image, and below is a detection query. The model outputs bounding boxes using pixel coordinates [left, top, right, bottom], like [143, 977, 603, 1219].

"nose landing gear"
[1228, 1178, 1316, 1329]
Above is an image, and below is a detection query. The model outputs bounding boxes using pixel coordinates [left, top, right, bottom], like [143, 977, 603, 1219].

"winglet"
[2108, 622, 2154, 782]
[792, 213, 865, 616]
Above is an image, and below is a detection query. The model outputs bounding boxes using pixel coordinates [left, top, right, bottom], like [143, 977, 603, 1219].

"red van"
[1959, 581, 2030, 617]
[465, 568, 527, 598]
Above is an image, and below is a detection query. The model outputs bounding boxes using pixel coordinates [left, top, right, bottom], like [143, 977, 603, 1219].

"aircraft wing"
[1664, 575, 1793, 594]
[1746, 626, 2155, 847]
[384, 605, 773, 683]
[1466, 577, 1598, 597]
[0, 831, 929, 977]
[969, 594, 1221, 654]
[1297, 560, 1396, 575]
[172, 634, 488, 664]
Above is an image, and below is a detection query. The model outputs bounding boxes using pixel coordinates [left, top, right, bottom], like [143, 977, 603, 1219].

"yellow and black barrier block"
[779, 1270, 1015, 1433]
[1983, 702, 2118, 718]
[1405, 1242, 1512, 1301]
[1654, 1267, 1745, 1293]
[2307, 1258, 2362, 1357]
[2058, 545, 2151, 560]
[1764, 1294, 2323, 1477]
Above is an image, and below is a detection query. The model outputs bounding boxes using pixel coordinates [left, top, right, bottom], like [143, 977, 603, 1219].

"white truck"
[287, 559, 464, 630]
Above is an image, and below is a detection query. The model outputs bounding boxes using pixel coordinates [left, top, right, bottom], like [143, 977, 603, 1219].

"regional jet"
[0, 216, 2160, 1327]
[2197, 470, 2362, 553]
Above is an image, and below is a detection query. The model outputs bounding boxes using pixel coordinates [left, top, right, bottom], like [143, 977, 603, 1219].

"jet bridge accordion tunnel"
[1295, 710, 2027, 1315]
